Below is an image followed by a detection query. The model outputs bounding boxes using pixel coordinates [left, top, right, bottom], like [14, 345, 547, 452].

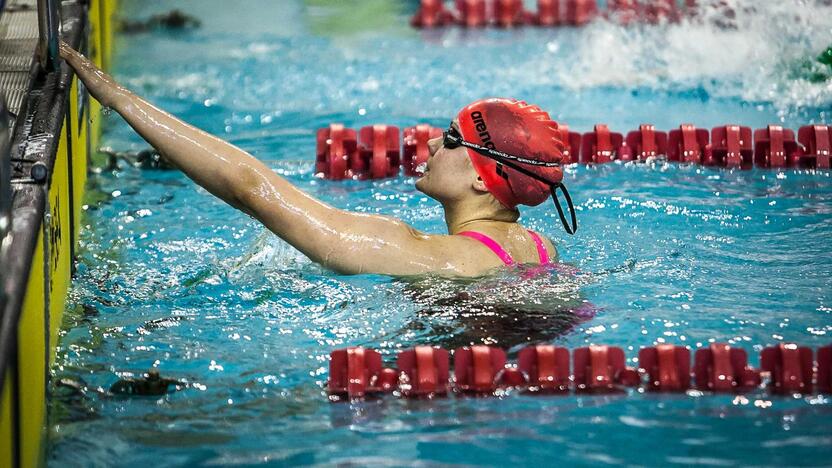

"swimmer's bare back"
[60, 43, 556, 277]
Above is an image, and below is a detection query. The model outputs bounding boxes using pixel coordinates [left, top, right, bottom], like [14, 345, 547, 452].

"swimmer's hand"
[59, 42, 126, 108]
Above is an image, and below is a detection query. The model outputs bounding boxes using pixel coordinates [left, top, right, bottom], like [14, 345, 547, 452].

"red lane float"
[818, 344, 832, 393]
[397, 345, 450, 397]
[411, 0, 455, 28]
[358, 125, 400, 179]
[328, 347, 396, 399]
[798, 124, 831, 169]
[532, 0, 561, 26]
[566, 0, 598, 26]
[706, 125, 753, 168]
[639, 344, 691, 392]
[557, 123, 582, 164]
[408, 0, 727, 29]
[624, 124, 668, 161]
[455, 0, 489, 27]
[573, 345, 639, 392]
[403, 125, 442, 176]
[581, 124, 623, 164]
[316, 124, 356, 180]
[327, 342, 832, 400]
[760, 344, 814, 395]
[753, 125, 800, 169]
[518, 344, 570, 392]
[315, 121, 832, 179]
[668, 124, 708, 164]
[454, 345, 509, 393]
[693, 343, 760, 392]
[493, 0, 527, 28]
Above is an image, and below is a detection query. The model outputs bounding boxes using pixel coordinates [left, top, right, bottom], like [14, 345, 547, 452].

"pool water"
[48, 0, 832, 465]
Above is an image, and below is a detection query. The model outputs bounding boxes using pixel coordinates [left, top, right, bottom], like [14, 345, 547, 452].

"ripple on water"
[49, 0, 832, 465]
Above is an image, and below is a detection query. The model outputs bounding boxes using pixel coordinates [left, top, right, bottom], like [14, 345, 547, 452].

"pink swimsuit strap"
[458, 230, 550, 266]
[526, 230, 551, 265]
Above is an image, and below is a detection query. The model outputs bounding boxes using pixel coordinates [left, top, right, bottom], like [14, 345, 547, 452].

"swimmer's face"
[415, 120, 481, 203]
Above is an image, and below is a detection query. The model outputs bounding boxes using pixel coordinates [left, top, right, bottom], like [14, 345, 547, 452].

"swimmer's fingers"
[58, 41, 71, 58]
[60, 42, 127, 108]
[59, 41, 81, 63]
[60, 41, 98, 76]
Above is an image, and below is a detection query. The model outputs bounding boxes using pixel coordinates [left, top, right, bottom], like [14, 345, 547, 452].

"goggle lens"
[442, 126, 462, 149]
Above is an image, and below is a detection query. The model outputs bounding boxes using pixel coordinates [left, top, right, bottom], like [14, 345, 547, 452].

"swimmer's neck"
[442, 198, 519, 235]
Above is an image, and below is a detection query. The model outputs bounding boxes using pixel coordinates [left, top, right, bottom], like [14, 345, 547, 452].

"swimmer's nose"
[428, 135, 442, 157]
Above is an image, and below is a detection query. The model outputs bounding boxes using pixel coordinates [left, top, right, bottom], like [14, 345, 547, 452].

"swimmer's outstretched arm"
[60, 43, 477, 277]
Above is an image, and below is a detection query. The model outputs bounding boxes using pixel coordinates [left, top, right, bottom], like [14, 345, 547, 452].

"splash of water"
[538, 0, 832, 117]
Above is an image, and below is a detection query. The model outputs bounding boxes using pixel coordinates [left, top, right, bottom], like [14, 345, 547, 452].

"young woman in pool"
[60, 42, 576, 278]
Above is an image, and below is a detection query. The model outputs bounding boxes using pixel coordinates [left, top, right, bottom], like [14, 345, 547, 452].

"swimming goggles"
[443, 126, 578, 235]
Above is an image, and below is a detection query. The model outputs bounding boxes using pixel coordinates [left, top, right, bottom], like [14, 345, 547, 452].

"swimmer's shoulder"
[530, 231, 559, 263]
[542, 235, 559, 262]
[406, 228, 509, 276]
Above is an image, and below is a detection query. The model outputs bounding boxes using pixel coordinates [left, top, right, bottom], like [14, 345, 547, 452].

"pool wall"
[0, 1, 117, 467]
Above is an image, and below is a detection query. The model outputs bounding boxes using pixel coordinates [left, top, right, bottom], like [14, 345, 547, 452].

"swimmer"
[98, 147, 175, 170]
[60, 42, 576, 278]
[118, 9, 201, 34]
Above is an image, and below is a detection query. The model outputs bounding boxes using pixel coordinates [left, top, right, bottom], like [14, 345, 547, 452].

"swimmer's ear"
[472, 175, 489, 194]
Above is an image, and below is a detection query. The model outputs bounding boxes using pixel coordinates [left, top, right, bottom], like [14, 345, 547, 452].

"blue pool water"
[48, 0, 832, 465]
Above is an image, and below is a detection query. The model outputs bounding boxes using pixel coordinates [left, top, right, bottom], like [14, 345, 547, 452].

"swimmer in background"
[118, 9, 201, 34]
[98, 147, 175, 171]
[60, 42, 577, 278]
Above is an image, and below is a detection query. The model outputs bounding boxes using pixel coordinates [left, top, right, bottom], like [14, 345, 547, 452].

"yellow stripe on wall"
[0, 375, 13, 468]
[88, 0, 104, 155]
[18, 108, 71, 468]
[1, 0, 116, 464]
[48, 115, 72, 365]
[88, 0, 116, 159]
[99, 0, 117, 73]
[17, 90, 76, 468]
[18, 231, 46, 468]
[69, 76, 89, 235]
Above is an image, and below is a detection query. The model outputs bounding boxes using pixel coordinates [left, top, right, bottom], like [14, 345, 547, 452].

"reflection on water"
[393, 269, 591, 350]
[225, 231, 593, 350]
[48, 0, 832, 465]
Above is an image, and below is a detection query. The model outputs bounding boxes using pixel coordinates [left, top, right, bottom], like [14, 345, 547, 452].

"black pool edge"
[0, 2, 89, 467]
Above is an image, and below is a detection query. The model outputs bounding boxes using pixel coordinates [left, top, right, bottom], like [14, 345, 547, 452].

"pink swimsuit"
[458, 230, 550, 266]
[459, 230, 595, 319]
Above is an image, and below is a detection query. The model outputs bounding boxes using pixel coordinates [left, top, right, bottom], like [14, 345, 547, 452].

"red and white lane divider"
[411, 0, 698, 29]
[314, 122, 831, 180]
[327, 342, 832, 401]
[316, 123, 442, 180]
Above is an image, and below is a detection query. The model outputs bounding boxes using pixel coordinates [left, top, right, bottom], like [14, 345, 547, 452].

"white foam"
[520, 0, 832, 115]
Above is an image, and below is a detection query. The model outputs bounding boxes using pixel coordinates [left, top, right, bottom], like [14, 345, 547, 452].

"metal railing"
[0, 92, 11, 395]
[0, 90, 11, 295]
[37, 0, 61, 71]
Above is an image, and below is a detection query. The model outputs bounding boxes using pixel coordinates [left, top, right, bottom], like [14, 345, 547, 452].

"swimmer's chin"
[414, 176, 427, 193]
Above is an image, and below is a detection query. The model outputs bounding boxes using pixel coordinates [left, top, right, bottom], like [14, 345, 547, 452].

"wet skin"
[60, 43, 557, 278]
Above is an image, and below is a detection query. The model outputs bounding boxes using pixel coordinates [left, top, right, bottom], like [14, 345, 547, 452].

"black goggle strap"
[451, 134, 561, 168]
[550, 182, 577, 235]
[472, 147, 578, 235]
[446, 127, 577, 234]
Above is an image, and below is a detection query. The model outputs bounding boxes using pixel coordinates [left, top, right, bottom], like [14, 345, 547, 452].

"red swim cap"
[457, 98, 564, 209]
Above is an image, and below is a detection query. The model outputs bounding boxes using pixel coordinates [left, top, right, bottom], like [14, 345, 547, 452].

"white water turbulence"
[522, 0, 832, 117]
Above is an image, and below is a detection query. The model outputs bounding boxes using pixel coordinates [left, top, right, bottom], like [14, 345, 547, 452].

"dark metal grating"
[0, 0, 38, 116]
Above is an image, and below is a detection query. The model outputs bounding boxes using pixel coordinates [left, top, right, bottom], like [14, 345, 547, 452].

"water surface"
[49, 1, 832, 466]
